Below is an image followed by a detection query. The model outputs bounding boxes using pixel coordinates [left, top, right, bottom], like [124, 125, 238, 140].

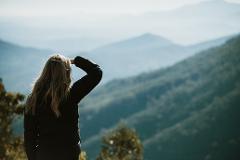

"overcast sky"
[0, 0, 240, 51]
[0, 0, 239, 16]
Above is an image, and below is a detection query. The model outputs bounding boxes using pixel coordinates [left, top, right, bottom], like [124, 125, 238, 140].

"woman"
[24, 54, 102, 160]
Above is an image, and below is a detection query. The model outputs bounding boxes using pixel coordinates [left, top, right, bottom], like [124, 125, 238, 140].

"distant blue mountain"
[92, 33, 178, 49]
[84, 33, 231, 84]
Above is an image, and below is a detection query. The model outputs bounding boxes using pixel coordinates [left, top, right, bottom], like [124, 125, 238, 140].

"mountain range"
[0, 33, 232, 93]
[77, 35, 240, 159]
[3, 32, 240, 160]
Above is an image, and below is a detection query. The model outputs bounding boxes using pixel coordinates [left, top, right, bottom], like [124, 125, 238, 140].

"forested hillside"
[79, 35, 240, 160]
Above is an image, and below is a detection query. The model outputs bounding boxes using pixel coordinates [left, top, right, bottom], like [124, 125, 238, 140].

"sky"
[0, 0, 239, 16]
[0, 0, 240, 52]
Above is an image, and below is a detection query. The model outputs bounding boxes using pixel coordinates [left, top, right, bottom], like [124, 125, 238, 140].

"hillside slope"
[79, 35, 240, 159]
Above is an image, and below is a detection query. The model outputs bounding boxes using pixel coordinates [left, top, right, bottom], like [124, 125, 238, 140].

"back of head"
[26, 54, 72, 117]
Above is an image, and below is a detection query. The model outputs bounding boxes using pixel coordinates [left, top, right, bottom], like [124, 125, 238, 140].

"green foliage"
[79, 151, 87, 160]
[0, 78, 26, 160]
[96, 124, 143, 160]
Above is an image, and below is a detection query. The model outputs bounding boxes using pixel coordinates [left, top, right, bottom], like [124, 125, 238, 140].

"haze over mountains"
[0, 0, 239, 52]
[0, 32, 232, 93]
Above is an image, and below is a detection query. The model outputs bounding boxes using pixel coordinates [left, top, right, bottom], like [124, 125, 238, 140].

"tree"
[79, 151, 87, 160]
[0, 78, 26, 160]
[96, 124, 143, 160]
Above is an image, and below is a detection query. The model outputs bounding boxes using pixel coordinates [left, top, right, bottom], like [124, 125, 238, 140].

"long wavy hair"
[26, 54, 72, 117]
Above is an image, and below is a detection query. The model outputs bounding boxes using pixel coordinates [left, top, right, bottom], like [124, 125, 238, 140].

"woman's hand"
[70, 59, 75, 64]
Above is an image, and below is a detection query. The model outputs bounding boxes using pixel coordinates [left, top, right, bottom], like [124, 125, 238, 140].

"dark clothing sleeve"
[24, 111, 38, 160]
[70, 56, 103, 104]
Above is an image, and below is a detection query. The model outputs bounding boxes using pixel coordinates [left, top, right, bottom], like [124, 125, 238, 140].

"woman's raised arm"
[69, 56, 102, 104]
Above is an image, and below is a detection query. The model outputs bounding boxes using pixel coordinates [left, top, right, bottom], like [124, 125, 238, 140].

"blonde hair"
[26, 54, 72, 117]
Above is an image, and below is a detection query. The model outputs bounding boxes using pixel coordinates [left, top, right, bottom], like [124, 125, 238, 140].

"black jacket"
[24, 56, 102, 160]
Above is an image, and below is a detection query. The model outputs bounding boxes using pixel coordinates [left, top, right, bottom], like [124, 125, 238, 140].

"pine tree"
[96, 124, 143, 160]
[0, 78, 26, 160]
